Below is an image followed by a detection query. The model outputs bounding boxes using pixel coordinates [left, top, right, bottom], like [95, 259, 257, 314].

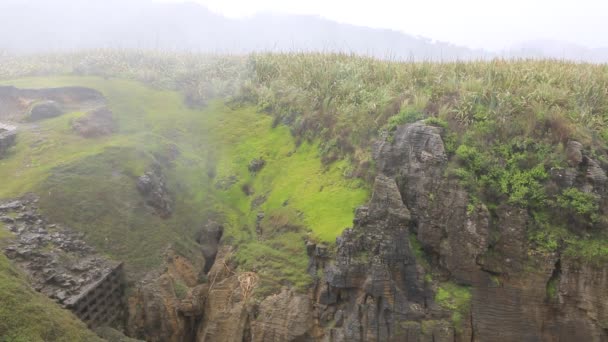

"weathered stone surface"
[0, 123, 17, 158]
[71, 107, 117, 138]
[316, 172, 453, 342]
[137, 164, 173, 218]
[127, 249, 203, 342]
[26, 100, 64, 121]
[195, 247, 251, 342]
[251, 288, 313, 342]
[566, 140, 584, 167]
[196, 220, 224, 274]
[248, 158, 266, 173]
[0, 195, 125, 328]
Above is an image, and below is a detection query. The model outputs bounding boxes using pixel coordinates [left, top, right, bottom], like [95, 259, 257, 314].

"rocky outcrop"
[26, 100, 64, 121]
[137, 165, 173, 218]
[194, 247, 251, 342]
[0, 195, 126, 328]
[0, 85, 106, 121]
[251, 288, 314, 342]
[196, 220, 224, 274]
[127, 249, 203, 342]
[71, 107, 117, 138]
[248, 158, 266, 173]
[0, 123, 17, 158]
[308, 122, 608, 341]
[120, 121, 608, 342]
[311, 173, 455, 342]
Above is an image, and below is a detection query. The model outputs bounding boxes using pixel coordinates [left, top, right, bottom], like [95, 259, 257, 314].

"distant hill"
[505, 40, 608, 63]
[0, 0, 606, 62]
[0, 0, 486, 60]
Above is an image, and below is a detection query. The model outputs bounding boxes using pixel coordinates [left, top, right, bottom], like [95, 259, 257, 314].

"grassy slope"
[0, 76, 367, 291]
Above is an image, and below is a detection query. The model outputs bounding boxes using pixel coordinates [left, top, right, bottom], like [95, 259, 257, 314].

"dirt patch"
[71, 107, 117, 138]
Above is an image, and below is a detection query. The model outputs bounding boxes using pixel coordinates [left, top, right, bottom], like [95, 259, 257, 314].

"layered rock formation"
[0, 123, 16, 158]
[309, 122, 608, 341]
[26, 100, 64, 121]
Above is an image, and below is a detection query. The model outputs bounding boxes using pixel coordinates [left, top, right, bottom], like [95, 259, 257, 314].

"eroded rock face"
[26, 100, 64, 121]
[0, 123, 17, 158]
[313, 173, 456, 342]
[251, 288, 313, 342]
[248, 158, 266, 173]
[310, 122, 608, 341]
[137, 165, 173, 218]
[124, 122, 608, 341]
[127, 249, 202, 342]
[196, 220, 224, 274]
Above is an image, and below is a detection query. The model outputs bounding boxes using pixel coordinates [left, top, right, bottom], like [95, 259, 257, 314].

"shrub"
[557, 188, 600, 222]
[424, 117, 448, 128]
[174, 280, 188, 300]
[435, 282, 472, 332]
[386, 107, 424, 131]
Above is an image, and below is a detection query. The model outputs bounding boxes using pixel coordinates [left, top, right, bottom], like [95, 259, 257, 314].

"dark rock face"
[26, 100, 64, 121]
[314, 174, 456, 342]
[0, 124, 17, 158]
[251, 288, 314, 342]
[196, 220, 224, 274]
[71, 107, 117, 138]
[248, 158, 266, 173]
[136, 165, 173, 218]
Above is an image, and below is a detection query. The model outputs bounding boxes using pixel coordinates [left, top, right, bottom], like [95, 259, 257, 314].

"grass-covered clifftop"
[242, 54, 608, 261]
[2, 51, 608, 338]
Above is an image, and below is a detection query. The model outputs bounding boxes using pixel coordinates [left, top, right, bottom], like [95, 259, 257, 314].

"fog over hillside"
[0, 0, 606, 62]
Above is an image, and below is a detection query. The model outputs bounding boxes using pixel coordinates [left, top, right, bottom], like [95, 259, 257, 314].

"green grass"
[435, 282, 472, 332]
[0, 76, 368, 292]
[0, 254, 103, 342]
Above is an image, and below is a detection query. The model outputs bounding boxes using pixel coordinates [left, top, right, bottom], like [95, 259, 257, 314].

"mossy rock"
[26, 100, 64, 121]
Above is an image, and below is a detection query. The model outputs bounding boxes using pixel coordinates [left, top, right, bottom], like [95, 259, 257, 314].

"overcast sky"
[157, 0, 608, 51]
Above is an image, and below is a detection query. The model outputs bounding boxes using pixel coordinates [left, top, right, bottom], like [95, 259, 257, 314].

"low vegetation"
[435, 282, 472, 332]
